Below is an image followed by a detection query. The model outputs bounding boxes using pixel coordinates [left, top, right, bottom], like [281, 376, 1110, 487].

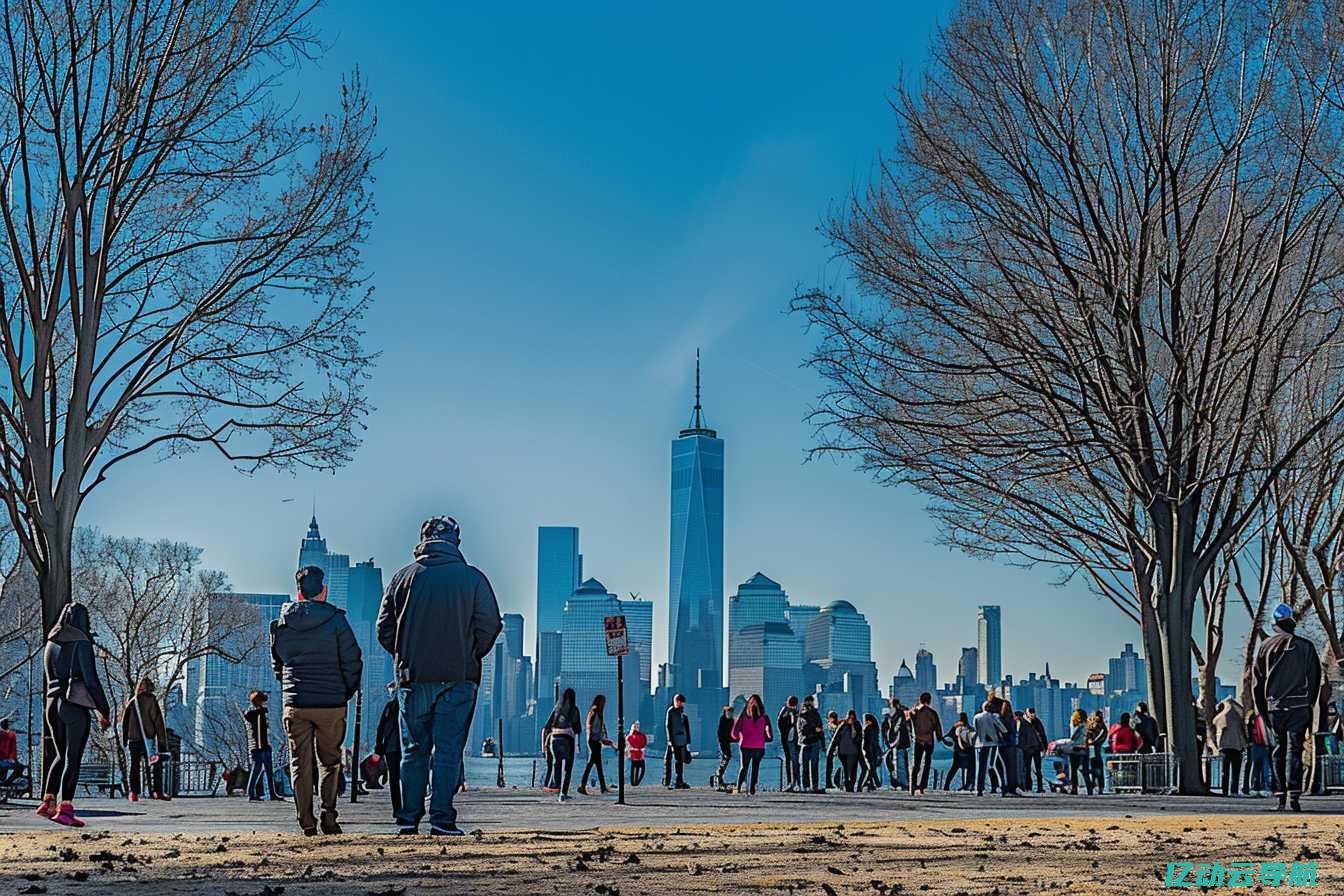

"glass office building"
[977, 605, 1002, 688]
[804, 600, 871, 663]
[728, 621, 802, 713]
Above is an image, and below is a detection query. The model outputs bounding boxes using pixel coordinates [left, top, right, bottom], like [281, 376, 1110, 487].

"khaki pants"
[282, 705, 346, 831]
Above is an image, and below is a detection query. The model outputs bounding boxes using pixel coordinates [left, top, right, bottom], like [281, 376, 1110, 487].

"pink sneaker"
[35, 796, 56, 819]
[52, 802, 85, 828]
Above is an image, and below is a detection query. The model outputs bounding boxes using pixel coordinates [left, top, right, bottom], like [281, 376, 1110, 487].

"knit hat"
[420, 516, 460, 544]
[1272, 603, 1294, 623]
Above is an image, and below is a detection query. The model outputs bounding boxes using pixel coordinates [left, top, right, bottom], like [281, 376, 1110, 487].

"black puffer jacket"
[270, 599, 362, 709]
[376, 540, 502, 685]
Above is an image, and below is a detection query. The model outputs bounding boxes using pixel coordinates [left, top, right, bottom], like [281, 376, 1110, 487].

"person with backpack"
[1252, 603, 1323, 812]
[122, 677, 169, 802]
[942, 712, 976, 791]
[543, 688, 581, 802]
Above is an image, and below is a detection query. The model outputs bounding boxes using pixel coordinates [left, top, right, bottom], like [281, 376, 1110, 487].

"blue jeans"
[1248, 743, 1273, 792]
[782, 740, 800, 789]
[249, 748, 275, 799]
[397, 681, 477, 828]
[801, 741, 821, 790]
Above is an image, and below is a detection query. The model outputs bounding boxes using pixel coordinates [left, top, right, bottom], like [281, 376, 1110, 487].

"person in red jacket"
[626, 722, 650, 786]
[1108, 712, 1144, 753]
[0, 718, 19, 786]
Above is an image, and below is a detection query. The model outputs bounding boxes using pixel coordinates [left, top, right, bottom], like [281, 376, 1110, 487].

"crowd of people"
[25, 513, 1329, 831]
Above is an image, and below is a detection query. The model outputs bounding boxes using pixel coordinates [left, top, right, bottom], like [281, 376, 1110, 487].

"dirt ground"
[0, 814, 1338, 895]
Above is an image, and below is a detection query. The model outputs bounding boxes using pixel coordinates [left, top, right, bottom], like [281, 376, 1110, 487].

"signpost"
[604, 615, 629, 806]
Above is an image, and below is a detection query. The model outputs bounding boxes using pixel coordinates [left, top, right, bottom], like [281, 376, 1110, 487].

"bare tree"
[71, 528, 254, 731]
[793, 0, 1344, 791]
[0, 0, 378, 638]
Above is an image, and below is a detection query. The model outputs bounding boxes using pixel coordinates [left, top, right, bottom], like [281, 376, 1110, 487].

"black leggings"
[44, 698, 91, 803]
[630, 759, 645, 786]
[861, 749, 882, 789]
[736, 747, 764, 793]
[550, 735, 575, 795]
[839, 753, 860, 791]
[580, 738, 606, 790]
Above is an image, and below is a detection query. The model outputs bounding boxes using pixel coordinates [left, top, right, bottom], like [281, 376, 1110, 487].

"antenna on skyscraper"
[692, 348, 705, 429]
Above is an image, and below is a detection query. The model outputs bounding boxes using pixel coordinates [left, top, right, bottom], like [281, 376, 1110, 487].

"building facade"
[977, 605, 1002, 687]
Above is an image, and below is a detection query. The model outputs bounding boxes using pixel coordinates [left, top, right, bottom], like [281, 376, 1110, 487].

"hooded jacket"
[44, 613, 111, 718]
[1252, 624, 1322, 715]
[270, 599, 362, 709]
[376, 540, 502, 685]
[797, 705, 825, 746]
[827, 720, 863, 758]
[1209, 701, 1247, 752]
[777, 705, 799, 745]
[973, 709, 1006, 746]
[883, 710, 912, 750]
[122, 691, 166, 744]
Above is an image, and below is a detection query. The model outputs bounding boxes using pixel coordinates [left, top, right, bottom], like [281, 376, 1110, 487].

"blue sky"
[84, 2, 1187, 686]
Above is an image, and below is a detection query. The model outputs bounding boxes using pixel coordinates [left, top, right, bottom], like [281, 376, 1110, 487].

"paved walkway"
[3, 786, 1340, 833]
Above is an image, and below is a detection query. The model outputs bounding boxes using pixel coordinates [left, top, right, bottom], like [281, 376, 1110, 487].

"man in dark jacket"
[1252, 603, 1322, 812]
[883, 699, 911, 790]
[777, 697, 800, 792]
[663, 694, 692, 789]
[713, 705, 735, 790]
[271, 565, 362, 835]
[122, 678, 168, 801]
[1133, 702, 1160, 754]
[796, 696, 825, 793]
[909, 692, 943, 794]
[376, 517, 502, 835]
[1020, 707, 1047, 793]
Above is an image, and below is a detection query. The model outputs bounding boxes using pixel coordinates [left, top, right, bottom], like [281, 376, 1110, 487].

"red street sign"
[604, 614, 629, 657]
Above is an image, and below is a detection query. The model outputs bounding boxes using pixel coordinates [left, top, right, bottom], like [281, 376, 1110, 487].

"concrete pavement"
[3, 785, 1340, 834]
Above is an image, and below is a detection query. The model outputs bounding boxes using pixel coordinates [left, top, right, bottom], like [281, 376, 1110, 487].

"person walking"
[1252, 603, 1322, 812]
[579, 695, 613, 795]
[1245, 709, 1274, 796]
[122, 677, 168, 802]
[1207, 699, 1245, 796]
[376, 516, 502, 835]
[860, 713, 883, 791]
[827, 710, 864, 792]
[663, 693, 692, 790]
[973, 700, 1006, 796]
[272, 565, 363, 836]
[909, 692, 943, 794]
[1067, 709, 1090, 794]
[242, 691, 281, 802]
[883, 698, 911, 791]
[371, 685, 402, 815]
[543, 688, 581, 802]
[1132, 702, 1160, 753]
[777, 696, 801, 792]
[713, 705, 735, 791]
[797, 696, 825, 794]
[37, 603, 112, 827]
[627, 722, 649, 786]
[732, 694, 773, 795]
[942, 712, 976, 791]
[1019, 707, 1046, 793]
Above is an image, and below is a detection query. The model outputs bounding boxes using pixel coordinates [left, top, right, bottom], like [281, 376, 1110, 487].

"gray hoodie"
[973, 709, 1006, 746]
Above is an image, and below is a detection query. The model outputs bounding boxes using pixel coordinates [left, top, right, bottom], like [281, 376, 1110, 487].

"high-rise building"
[194, 592, 287, 757]
[977, 605, 1002, 687]
[1107, 642, 1145, 695]
[787, 603, 821, 664]
[536, 527, 581, 699]
[803, 600, 881, 718]
[956, 646, 979, 692]
[914, 648, 937, 695]
[667, 353, 726, 750]
[729, 622, 802, 715]
[728, 572, 788, 693]
[805, 600, 872, 663]
[347, 558, 387, 740]
[560, 578, 645, 720]
[536, 631, 563, 705]
[298, 514, 349, 610]
[890, 659, 920, 707]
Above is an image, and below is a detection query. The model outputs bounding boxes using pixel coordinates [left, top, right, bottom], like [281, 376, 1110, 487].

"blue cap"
[1273, 603, 1294, 622]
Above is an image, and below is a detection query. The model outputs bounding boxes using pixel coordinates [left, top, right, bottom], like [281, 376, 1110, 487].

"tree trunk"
[1140, 591, 1167, 738]
[1157, 585, 1207, 794]
[35, 525, 74, 798]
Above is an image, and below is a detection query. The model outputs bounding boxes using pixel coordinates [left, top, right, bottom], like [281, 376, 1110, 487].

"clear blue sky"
[84, 2, 1183, 687]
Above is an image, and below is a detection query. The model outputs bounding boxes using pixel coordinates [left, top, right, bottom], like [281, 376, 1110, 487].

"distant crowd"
[29, 518, 1324, 833]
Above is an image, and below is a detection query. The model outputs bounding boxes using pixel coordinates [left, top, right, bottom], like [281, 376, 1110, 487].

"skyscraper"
[347, 558, 387, 740]
[1107, 642, 1145, 695]
[536, 527, 581, 699]
[977, 605, 1002, 687]
[728, 572, 788, 693]
[729, 622, 802, 714]
[914, 648, 937, 695]
[803, 600, 881, 718]
[298, 514, 349, 610]
[559, 578, 647, 724]
[957, 646, 979, 691]
[667, 353, 726, 750]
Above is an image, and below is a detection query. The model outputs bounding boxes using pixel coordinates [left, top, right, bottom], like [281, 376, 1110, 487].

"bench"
[77, 761, 121, 797]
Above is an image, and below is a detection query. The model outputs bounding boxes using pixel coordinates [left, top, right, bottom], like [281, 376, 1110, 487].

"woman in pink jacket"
[731, 694, 774, 795]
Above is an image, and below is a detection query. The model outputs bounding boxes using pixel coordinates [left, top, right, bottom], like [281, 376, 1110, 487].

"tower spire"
[693, 348, 703, 429]
[679, 349, 717, 438]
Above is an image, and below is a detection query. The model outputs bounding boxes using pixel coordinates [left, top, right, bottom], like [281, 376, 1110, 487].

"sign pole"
[350, 687, 362, 804]
[616, 653, 626, 806]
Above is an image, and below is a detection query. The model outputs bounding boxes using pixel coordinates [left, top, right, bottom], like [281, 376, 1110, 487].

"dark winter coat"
[270, 599, 363, 709]
[797, 706, 825, 746]
[44, 624, 111, 717]
[374, 699, 401, 756]
[376, 540, 502, 685]
[1253, 626, 1323, 715]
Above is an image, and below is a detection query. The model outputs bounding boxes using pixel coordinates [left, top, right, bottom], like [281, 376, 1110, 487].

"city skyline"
[74, 0, 1254, 690]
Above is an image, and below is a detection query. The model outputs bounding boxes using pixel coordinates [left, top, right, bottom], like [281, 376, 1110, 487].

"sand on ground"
[0, 815, 1338, 895]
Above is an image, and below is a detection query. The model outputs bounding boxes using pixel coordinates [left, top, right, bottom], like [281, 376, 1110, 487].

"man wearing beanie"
[377, 516, 502, 835]
[1251, 603, 1321, 811]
